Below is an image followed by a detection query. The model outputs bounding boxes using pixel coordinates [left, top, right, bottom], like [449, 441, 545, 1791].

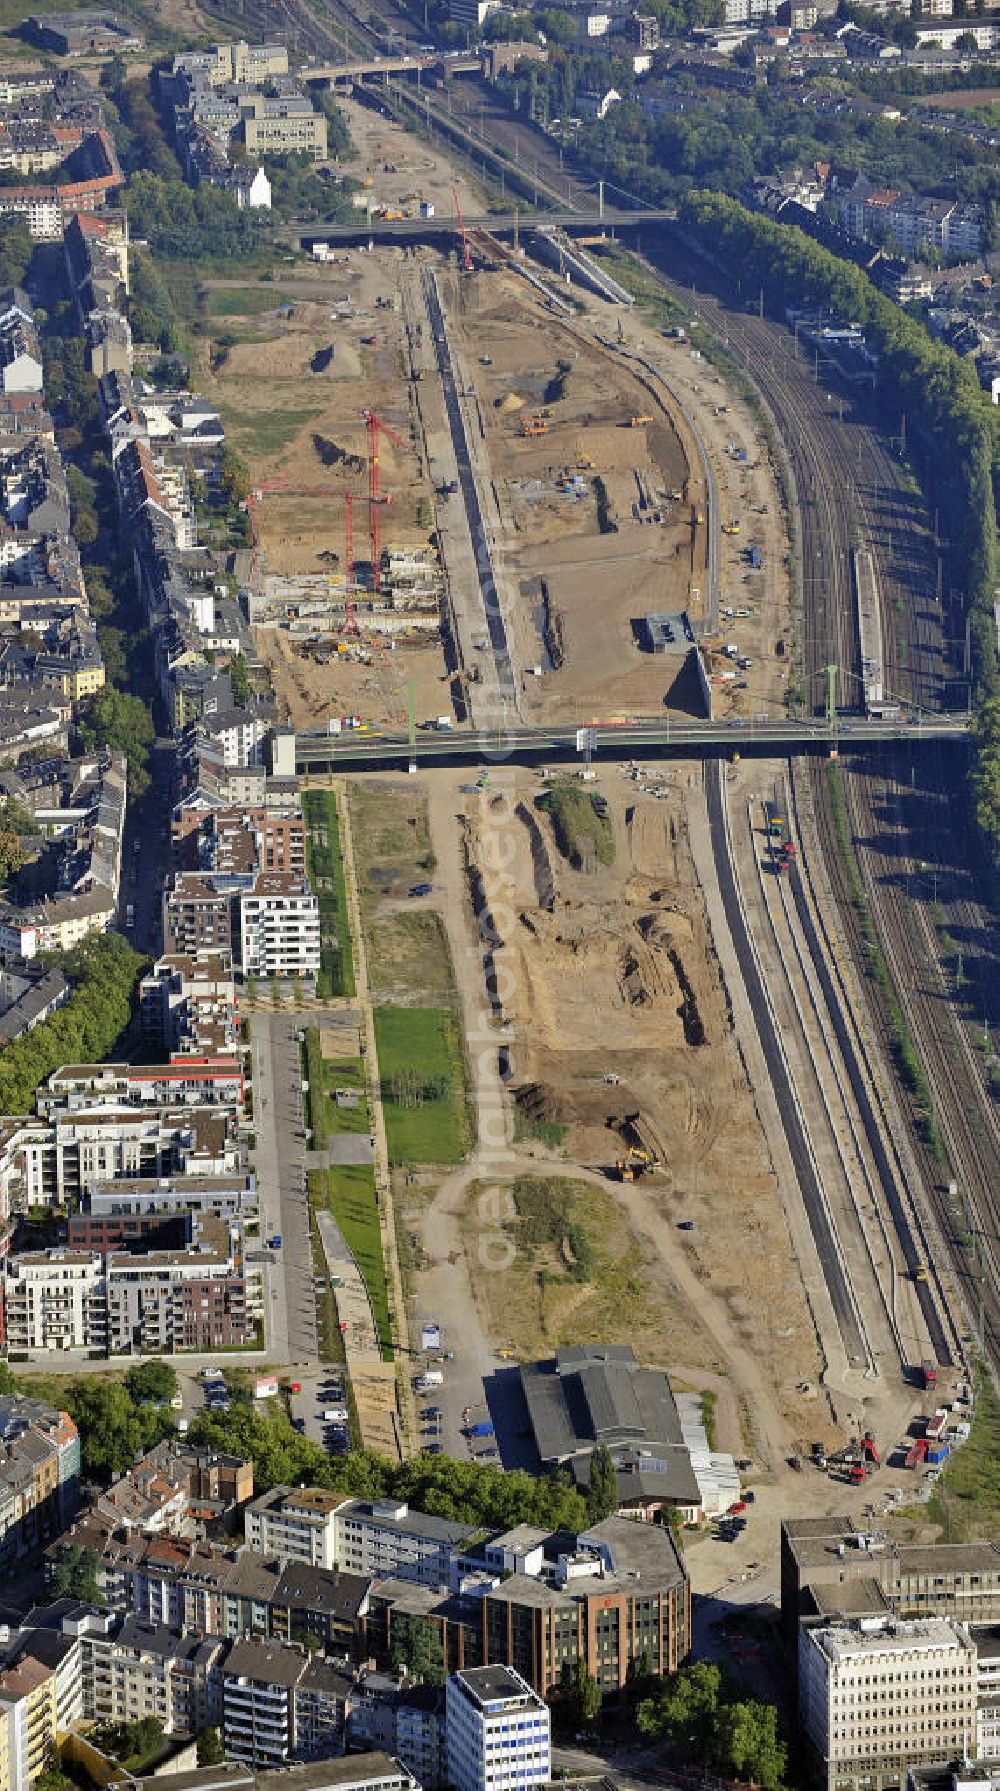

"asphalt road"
[122, 738, 175, 957]
[422, 267, 517, 708]
[296, 716, 968, 773]
[251, 1010, 318, 1364]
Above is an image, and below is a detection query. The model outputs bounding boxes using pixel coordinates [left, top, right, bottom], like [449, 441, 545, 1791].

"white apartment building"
[445, 1666, 551, 1791]
[236, 875, 320, 980]
[2, 1249, 107, 1352]
[334, 1499, 477, 1590]
[799, 1616, 978, 1791]
[244, 1487, 345, 1571]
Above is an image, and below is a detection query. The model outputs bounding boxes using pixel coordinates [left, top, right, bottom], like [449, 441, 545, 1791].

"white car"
[323, 1407, 349, 1423]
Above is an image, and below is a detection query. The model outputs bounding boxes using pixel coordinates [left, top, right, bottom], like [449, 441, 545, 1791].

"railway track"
[630, 230, 999, 1374]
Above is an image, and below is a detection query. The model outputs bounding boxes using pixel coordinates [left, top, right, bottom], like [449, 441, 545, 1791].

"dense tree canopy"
[0, 934, 145, 1117]
[189, 1402, 589, 1529]
[78, 686, 155, 796]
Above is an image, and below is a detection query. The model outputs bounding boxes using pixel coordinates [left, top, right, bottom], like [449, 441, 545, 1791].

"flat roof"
[454, 1665, 539, 1707]
[810, 1616, 972, 1662]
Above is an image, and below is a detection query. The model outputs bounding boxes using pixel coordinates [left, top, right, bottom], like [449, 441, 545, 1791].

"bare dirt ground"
[442, 255, 793, 725]
[200, 250, 451, 729]
[332, 94, 484, 222]
[380, 763, 948, 1595]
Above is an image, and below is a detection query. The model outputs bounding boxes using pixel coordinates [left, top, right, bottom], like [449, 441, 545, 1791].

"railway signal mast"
[453, 184, 472, 273]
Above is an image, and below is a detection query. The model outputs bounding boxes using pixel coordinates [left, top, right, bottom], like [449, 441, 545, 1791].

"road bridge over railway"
[297, 716, 969, 772]
[299, 208, 674, 248]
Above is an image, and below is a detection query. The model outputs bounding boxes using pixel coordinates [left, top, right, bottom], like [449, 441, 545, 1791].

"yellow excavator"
[616, 1146, 654, 1182]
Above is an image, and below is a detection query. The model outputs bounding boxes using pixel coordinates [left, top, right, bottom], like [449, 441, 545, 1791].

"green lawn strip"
[304, 789, 356, 998]
[374, 1006, 469, 1165]
[537, 781, 613, 869]
[304, 1034, 369, 1146]
[915, 1372, 1000, 1541]
[310, 1165, 393, 1358]
[220, 405, 325, 459]
[202, 287, 290, 317]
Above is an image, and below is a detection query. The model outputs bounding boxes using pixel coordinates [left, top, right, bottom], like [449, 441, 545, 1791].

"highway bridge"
[297, 715, 970, 772]
[301, 208, 673, 249]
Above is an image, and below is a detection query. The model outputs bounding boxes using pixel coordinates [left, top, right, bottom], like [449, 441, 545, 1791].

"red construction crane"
[364, 410, 408, 594]
[453, 184, 472, 274]
[343, 491, 360, 633]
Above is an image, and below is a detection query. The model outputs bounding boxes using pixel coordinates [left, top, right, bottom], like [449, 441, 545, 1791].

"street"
[250, 1008, 317, 1364]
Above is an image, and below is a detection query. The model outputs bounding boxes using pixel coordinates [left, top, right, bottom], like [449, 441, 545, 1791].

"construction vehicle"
[576, 456, 595, 470]
[628, 415, 654, 427]
[520, 415, 549, 437]
[905, 1438, 929, 1470]
[913, 1262, 929, 1283]
[615, 1146, 653, 1182]
[721, 519, 741, 535]
[364, 409, 409, 595]
[920, 1359, 938, 1391]
[848, 1463, 869, 1485]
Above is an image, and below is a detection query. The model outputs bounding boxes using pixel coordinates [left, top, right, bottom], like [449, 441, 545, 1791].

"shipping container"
[255, 1375, 279, 1400]
[467, 1421, 495, 1438]
[925, 1441, 950, 1465]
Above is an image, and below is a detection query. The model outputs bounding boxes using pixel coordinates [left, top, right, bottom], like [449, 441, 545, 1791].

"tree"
[78, 686, 155, 796]
[49, 1543, 100, 1603]
[125, 1359, 178, 1406]
[220, 445, 252, 506]
[389, 1611, 445, 1686]
[558, 1661, 602, 1729]
[585, 1444, 619, 1521]
[228, 651, 250, 708]
[196, 1729, 226, 1767]
[0, 828, 25, 884]
[715, 1699, 787, 1791]
[65, 1380, 172, 1482]
[637, 1661, 722, 1753]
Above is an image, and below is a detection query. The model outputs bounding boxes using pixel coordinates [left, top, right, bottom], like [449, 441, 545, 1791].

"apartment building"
[94, 1616, 226, 1736]
[0, 1397, 80, 1566]
[163, 872, 234, 961]
[120, 1757, 419, 1791]
[139, 954, 238, 1056]
[445, 1666, 550, 1791]
[0, 1656, 56, 1787]
[236, 875, 320, 981]
[96, 1440, 253, 1538]
[334, 1500, 478, 1590]
[799, 1615, 977, 1791]
[2, 1226, 254, 1355]
[245, 1488, 346, 1572]
[1, 1249, 107, 1353]
[221, 1637, 314, 1766]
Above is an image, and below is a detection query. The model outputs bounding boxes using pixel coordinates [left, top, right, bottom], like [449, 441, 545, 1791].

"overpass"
[301, 208, 673, 249]
[297, 715, 970, 772]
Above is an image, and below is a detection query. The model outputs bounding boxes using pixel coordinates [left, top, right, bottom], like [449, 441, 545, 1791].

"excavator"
[615, 1146, 654, 1183]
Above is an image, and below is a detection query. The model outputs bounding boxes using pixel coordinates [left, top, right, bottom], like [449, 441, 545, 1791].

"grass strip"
[304, 788, 356, 998]
[375, 1006, 469, 1165]
[310, 1165, 393, 1358]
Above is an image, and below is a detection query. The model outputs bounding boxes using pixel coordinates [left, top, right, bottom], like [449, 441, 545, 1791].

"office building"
[445, 1666, 550, 1791]
[799, 1615, 977, 1791]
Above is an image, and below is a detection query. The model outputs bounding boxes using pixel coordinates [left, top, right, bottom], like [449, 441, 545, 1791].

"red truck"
[905, 1439, 929, 1470]
[920, 1360, 938, 1391]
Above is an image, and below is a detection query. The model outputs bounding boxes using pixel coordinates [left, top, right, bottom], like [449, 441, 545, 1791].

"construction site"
[198, 96, 792, 737]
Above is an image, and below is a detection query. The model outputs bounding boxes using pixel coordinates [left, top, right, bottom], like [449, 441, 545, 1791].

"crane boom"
[363, 410, 408, 593]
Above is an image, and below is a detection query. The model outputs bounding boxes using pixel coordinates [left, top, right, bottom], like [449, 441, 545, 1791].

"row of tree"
[0, 933, 146, 1116]
[190, 1398, 593, 1530]
[677, 190, 1000, 852]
